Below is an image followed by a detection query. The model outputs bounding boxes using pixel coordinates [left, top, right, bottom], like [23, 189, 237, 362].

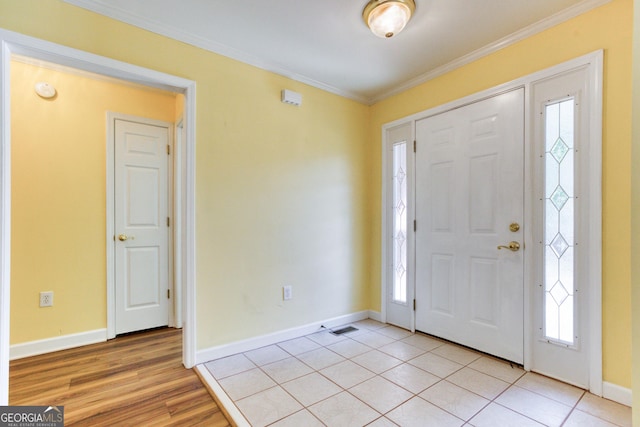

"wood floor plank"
[9, 328, 232, 427]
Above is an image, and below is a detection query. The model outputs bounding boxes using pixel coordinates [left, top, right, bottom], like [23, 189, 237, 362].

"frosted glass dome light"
[363, 0, 416, 38]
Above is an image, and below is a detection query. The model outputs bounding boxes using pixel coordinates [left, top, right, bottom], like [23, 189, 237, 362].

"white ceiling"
[64, 0, 607, 104]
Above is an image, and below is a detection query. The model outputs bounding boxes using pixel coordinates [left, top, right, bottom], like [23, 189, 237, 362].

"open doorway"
[0, 29, 197, 404]
[11, 57, 180, 344]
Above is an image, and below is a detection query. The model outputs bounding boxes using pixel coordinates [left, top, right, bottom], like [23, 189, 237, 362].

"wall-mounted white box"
[281, 89, 302, 106]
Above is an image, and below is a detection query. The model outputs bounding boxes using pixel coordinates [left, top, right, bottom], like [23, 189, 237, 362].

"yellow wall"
[370, 0, 633, 388]
[631, 0, 640, 422]
[0, 1, 371, 349]
[0, 0, 634, 394]
[10, 60, 177, 343]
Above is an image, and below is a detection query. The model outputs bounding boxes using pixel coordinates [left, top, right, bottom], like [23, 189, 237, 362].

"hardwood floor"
[9, 328, 231, 426]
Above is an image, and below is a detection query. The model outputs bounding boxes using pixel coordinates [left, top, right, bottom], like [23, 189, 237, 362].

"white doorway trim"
[0, 28, 198, 405]
[380, 50, 602, 395]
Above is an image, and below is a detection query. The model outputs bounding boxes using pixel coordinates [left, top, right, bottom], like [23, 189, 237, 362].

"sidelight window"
[543, 98, 576, 345]
[392, 142, 408, 304]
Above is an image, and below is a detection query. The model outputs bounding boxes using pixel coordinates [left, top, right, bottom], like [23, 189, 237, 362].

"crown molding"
[62, 0, 370, 104]
[369, 0, 612, 104]
[64, 0, 610, 106]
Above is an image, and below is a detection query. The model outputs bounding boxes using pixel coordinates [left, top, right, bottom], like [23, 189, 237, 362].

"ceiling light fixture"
[363, 0, 416, 38]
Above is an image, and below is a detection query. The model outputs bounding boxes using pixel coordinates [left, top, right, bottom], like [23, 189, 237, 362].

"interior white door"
[415, 89, 525, 363]
[115, 119, 170, 335]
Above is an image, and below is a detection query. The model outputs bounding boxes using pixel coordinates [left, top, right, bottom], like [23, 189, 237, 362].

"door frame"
[382, 122, 416, 332]
[106, 113, 175, 338]
[380, 50, 603, 395]
[0, 28, 198, 404]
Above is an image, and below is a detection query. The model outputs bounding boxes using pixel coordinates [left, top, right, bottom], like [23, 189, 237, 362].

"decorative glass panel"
[544, 99, 575, 345]
[392, 142, 407, 304]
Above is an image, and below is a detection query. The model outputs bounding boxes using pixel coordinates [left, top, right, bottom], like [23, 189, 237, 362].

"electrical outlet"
[283, 285, 292, 301]
[40, 291, 53, 307]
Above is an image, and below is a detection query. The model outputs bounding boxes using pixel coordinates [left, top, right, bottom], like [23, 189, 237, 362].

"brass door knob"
[497, 241, 520, 251]
[118, 234, 128, 241]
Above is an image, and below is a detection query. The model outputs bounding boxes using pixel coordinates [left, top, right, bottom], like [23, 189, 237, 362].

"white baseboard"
[195, 310, 371, 364]
[602, 381, 632, 407]
[10, 329, 107, 360]
[368, 310, 382, 322]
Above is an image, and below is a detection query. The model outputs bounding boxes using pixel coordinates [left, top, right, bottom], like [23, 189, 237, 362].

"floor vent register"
[330, 326, 358, 335]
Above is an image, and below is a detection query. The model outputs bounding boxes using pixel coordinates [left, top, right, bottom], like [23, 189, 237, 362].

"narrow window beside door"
[544, 98, 576, 346]
[392, 142, 408, 304]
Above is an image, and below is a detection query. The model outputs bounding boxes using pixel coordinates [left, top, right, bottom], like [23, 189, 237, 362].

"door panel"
[470, 257, 498, 326]
[431, 162, 453, 232]
[415, 89, 525, 364]
[125, 247, 160, 307]
[431, 254, 454, 315]
[115, 119, 169, 335]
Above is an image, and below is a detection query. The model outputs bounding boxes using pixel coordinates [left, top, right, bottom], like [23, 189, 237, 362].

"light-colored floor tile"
[386, 396, 464, 427]
[261, 357, 313, 383]
[352, 350, 403, 374]
[495, 385, 572, 427]
[269, 409, 325, 427]
[281, 372, 341, 407]
[431, 343, 481, 365]
[327, 339, 372, 359]
[515, 372, 584, 406]
[218, 367, 277, 401]
[295, 347, 345, 370]
[378, 341, 426, 361]
[353, 319, 388, 330]
[408, 352, 464, 378]
[381, 363, 441, 394]
[366, 416, 399, 426]
[244, 345, 290, 366]
[204, 353, 255, 379]
[468, 356, 525, 384]
[349, 376, 413, 414]
[203, 325, 628, 427]
[309, 391, 380, 427]
[400, 334, 445, 352]
[306, 330, 347, 346]
[447, 367, 509, 400]
[469, 402, 545, 427]
[277, 337, 321, 356]
[577, 393, 632, 427]
[377, 325, 414, 340]
[320, 360, 376, 389]
[351, 331, 396, 348]
[563, 409, 620, 427]
[235, 386, 302, 427]
[420, 380, 489, 421]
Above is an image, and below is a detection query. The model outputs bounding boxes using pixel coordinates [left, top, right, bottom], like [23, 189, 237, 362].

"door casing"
[381, 50, 603, 395]
[0, 28, 198, 405]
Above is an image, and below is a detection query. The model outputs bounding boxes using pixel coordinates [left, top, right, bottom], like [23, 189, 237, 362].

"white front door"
[415, 89, 525, 363]
[114, 118, 170, 335]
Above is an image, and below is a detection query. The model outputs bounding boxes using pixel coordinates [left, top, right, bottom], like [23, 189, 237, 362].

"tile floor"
[202, 319, 631, 427]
